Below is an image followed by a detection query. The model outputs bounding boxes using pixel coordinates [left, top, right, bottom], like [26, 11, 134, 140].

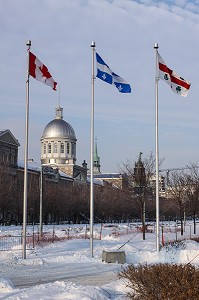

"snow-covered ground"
[0, 222, 198, 299]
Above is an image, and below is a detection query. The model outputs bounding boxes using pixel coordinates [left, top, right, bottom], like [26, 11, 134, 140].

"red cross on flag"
[29, 52, 57, 91]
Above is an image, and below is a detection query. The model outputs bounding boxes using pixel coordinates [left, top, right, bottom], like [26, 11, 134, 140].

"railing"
[0, 223, 196, 251]
[0, 229, 88, 251]
[0, 234, 23, 251]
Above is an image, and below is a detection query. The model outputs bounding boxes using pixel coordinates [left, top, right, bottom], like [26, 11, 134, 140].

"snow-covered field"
[0, 222, 198, 299]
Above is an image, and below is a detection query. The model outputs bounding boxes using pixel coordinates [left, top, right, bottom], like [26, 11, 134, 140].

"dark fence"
[0, 223, 196, 251]
[0, 229, 87, 251]
[0, 235, 23, 251]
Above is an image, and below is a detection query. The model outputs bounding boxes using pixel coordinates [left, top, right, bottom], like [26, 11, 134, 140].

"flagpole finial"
[154, 42, 159, 49]
[26, 40, 31, 47]
[91, 41, 95, 48]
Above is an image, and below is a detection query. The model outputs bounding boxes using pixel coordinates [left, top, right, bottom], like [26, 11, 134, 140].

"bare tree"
[167, 171, 188, 235]
[120, 152, 161, 239]
[184, 163, 199, 234]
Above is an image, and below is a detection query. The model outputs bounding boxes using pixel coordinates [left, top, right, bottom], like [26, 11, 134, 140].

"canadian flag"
[158, 53, 191, 97]
[29, 52, 57, 91]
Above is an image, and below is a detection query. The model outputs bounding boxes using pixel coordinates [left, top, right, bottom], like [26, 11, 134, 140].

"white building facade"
[41, 106, 87, 181]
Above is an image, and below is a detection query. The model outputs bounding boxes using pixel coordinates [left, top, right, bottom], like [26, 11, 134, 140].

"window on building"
[67, 143, 70, 154]
[61, 143, 64, 154]
[72, 143, 75, 156]
[11, 155, 15, 164]
[54, 143, 58, 153]
[44, 144, 46, 154]
[48, 143, 51, 153]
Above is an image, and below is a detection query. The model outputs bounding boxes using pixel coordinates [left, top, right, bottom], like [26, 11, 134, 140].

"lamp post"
[133, 152, 146, 240]
[39, 166, 43, 237]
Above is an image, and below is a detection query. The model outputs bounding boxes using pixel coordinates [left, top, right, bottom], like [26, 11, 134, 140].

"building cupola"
[40, 106, 77, 171]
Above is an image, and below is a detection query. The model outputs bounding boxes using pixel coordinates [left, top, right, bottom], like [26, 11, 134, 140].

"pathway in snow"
[0, 262, 120, 288]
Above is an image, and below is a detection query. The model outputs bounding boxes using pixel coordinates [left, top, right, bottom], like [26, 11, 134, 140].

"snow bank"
[0, 279, 127, 300]
[0, 278, 15, 293]
[0, 223, 198, 299]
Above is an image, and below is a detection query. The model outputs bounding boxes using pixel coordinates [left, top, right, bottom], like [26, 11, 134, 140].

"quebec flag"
[96, 52, 131, 93]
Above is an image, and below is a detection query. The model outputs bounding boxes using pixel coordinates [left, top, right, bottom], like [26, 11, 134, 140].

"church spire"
[93, 138, 101, 174]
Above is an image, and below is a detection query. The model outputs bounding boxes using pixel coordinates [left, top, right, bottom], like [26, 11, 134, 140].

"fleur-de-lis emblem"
[117, 85, 122, 92]
[102, 74, 106, 80]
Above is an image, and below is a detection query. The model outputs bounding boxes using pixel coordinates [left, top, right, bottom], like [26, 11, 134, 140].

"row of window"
[43, 142, 76, 156]
[0, 153, 16, 164]
[0, 147, 17, 165]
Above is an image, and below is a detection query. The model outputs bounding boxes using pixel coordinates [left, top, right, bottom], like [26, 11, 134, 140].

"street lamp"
[39, 166, 43, 237]
[133, 152, 146, 240]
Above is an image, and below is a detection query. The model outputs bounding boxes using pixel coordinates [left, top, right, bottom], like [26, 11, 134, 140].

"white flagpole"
[90, 41, 95, 257]
[154, 42, 160, 252]
[22, 40, 31, 259]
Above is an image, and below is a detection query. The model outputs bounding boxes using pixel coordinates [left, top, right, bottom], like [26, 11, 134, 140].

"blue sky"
[1, 0, 199, 172]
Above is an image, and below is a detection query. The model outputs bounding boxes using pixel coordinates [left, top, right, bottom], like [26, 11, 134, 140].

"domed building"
[41, 106, 87, 182]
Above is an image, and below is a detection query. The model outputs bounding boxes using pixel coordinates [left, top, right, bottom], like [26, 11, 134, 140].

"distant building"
[0, 111, 165, 192]
[40, 106, 88, 183]
[150, 175, 165, 195]
[93, 138, 100, 174]
[0, 129, 20, 167]
[86, 139, 126, 189]
[91, 173, 127, 189]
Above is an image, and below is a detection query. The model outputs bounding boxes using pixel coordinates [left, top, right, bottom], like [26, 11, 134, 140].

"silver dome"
[41, 119, 76, 140]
